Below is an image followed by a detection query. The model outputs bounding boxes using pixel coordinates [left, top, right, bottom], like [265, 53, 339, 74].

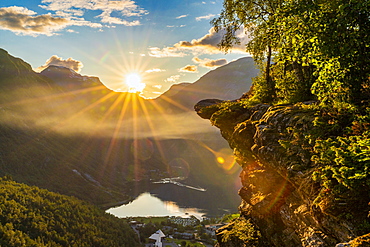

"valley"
[0, 48, 257, 212]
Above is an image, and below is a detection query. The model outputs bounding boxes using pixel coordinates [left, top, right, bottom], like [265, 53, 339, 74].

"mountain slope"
[0, 49, 249, 211]
[0, 48, 54, 103]
[156, 57, 257, 110]
[40, 65, 103, 90]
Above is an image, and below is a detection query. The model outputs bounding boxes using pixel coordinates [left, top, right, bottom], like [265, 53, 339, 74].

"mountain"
[40, 65, 102, 90]
[155, 57, 257, 110]
[38, 57, 258, 114]
[0, 48, 54, 104]
[0, 48, 50, 88]
[0, 48, 257, 213]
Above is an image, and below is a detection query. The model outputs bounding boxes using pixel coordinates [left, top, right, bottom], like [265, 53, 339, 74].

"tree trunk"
[292, 61, 305, 86]
[265, 45, 275, 101]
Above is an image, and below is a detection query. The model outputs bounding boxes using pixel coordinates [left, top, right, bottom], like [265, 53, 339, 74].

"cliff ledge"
[195, 99, 370, 247]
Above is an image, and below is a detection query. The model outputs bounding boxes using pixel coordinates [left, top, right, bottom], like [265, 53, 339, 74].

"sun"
[125, 73, 146, 93]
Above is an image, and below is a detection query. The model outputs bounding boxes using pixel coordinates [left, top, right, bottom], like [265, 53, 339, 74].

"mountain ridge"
[0, 48, 255, 212]
[155, 57, 257, 110]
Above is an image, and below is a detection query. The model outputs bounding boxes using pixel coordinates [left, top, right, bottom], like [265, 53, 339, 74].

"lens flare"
[168, 158, 190, 179]
[130, 138, 154, 161]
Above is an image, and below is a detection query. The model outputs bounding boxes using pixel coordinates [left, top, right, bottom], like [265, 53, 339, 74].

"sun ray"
[0, 85, 108, 108]
[74, 92, 131, 175]
[156, 94, 191, 111]
[103, 93, 132, 167]
[131, 94, 141, 182]
[0, 89, 120, 165]
[143, 97, 186, 136]
[48, 91, 118, 132]
[137, 97, 170, 173]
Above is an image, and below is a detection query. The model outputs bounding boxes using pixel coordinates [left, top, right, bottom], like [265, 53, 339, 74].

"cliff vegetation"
[195, 0, 370, 246]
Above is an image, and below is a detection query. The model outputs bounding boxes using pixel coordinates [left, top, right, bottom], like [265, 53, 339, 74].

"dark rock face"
[195, 101, 360, 247]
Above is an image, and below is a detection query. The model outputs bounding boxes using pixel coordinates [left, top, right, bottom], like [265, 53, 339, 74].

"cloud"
[0, 6, 71, 36]
[195, 14, 215, 21]
[145, 68, 166, 73]
[36, 55, 84, 73]
[193, 57, 227, 68]
[165, 75, 181, 83]
[97, 13, 140, 26]
[148, 47, 186, 58]
[175, 27, 248, 54]
[39, 0, 148, 26]
[179, 65, 198, 73]
[176, 14, 188, 19]
[148, 27, 248, 58]
[66, 29, 78, 33]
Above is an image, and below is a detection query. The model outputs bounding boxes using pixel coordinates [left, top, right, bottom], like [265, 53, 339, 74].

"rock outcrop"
[195, 99, 369, 247]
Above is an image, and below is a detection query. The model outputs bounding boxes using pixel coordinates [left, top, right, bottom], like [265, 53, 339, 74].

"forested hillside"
[0, 176, 140, 247]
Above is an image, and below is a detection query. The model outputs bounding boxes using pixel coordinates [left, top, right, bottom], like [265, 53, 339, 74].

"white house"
[149, 229, 165, 247]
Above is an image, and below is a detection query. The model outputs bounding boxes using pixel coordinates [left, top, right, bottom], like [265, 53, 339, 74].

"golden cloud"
[175, 27, 249, 54]
[179, 65, 198, 73]
[145, 68, 166, 73]
[165, 75, 181, 83]
[0, 6, 70, 36]
[148, 47, 186, 58]
[193, 57, 227, 68]
[36, 55, 84, 73]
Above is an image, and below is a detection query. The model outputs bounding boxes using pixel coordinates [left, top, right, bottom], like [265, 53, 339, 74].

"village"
[127, 214, 239, 247]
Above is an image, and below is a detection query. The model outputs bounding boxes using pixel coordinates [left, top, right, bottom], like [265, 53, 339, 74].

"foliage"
[218, 217, 262, 246]
[208, 99, 258, 127]
[211, 0, 279, 101]
[0, 177, 140, 247]
[307, 107, 369, 193]
[220, 214, 241, 223]
[350, 233, 370, 247]
[274, 103, 370, 216]
[212, 0, 370, 107]
[173, 239, 205, 247]
[312, 134, 370, 187]
[281, 105, 370, 220]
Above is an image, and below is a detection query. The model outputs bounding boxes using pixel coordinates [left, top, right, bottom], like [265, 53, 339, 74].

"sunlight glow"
[125, 73, 145, 93]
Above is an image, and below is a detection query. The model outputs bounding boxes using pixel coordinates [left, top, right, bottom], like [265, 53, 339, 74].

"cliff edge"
[195, 99, 370, 247]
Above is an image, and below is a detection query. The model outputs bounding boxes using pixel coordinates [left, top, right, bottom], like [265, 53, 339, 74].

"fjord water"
[104, 133, 244, 219]
[107, 167, 242, 219]
[107, 192, 206, 220]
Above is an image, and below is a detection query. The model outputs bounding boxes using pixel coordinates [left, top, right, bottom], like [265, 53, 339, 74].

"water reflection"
[107, 192, 206, 220]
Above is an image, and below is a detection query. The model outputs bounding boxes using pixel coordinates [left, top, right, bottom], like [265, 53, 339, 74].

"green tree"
[213, 0, 370, 106]
[211, 0, 283, 102]
[274, 0, 370, 105]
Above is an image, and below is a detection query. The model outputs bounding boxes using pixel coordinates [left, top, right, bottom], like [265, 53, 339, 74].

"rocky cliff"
[195, 99, 370, 246]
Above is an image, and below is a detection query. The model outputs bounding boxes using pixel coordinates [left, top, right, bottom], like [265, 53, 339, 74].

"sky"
[0, 0, 249, 98]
